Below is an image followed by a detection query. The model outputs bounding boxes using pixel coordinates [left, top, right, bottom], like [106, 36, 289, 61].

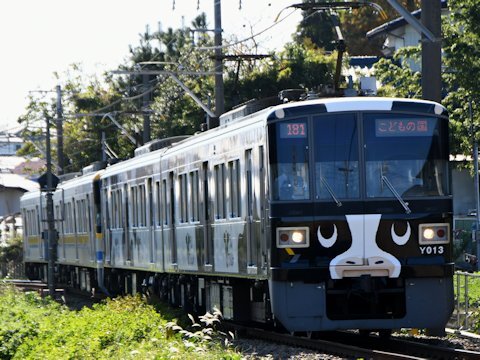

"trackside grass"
[0, 284, 240, 359]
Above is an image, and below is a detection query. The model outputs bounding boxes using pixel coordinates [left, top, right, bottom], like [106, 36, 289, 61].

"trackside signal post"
[38, 116, 60, 296]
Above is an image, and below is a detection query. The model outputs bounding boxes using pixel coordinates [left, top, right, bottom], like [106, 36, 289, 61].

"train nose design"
[317, 214, 409, 279]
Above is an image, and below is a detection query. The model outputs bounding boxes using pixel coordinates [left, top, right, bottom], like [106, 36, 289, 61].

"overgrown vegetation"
[0, 286, 239, 359]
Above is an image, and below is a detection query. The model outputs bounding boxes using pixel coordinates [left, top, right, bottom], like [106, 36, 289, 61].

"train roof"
[265, 97, 446, 121]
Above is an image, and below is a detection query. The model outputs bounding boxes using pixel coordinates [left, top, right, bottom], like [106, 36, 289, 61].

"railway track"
[229, 324, 480, 360]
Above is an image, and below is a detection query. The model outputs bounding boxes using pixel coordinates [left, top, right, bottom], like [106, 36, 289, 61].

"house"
[366, 1, 448, 57]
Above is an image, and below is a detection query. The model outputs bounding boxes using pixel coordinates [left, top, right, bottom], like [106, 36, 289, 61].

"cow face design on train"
[317, 214, 410, 279]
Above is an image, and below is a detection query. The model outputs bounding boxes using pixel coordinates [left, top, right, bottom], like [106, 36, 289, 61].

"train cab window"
[364, 114, 450, 198]
[270, 118, 310, 201]
[313, 114, 360, 200]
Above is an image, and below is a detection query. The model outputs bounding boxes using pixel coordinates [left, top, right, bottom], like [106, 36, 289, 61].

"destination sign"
[279, 122, 307, 138]
[375, 118, 436, 137]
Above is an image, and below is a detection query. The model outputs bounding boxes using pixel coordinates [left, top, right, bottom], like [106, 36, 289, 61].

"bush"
[0, 286, 240, 359]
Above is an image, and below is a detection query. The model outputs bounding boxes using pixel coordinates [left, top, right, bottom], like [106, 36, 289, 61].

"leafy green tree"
[224, 41, 337, 108]
[373, 46, 421, 98]
[443, 0, 480, 157]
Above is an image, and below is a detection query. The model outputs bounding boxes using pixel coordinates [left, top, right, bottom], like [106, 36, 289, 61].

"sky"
[0, 0, 302, 132]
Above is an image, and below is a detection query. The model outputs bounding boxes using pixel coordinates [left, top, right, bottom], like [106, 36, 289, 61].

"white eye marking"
[391, 222, 411, 246]
[317, 225, 337, 248]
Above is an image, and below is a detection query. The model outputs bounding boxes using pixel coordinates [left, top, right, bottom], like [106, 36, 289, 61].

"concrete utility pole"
[45, 116, 57, 296]
[56, 85, 64, 175]
[214, 0, 224, 117]
[142, 74, 151, 144]
[421, 0, 442, 102]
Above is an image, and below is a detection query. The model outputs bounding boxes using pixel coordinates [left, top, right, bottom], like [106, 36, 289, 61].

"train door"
[201, 161, 212, 269]
[123, 184, 131, 263]
[259, 145, 267, 271]
[246, 149, 256, 269]
[72, 198, 79, 261]
[148, 178, 155, 263]
[169, 171, 177, 265]
[103, 188, 111, 263]
[87, 194, 94, 262]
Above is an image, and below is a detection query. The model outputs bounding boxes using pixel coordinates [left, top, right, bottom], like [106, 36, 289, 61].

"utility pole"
[45, 116, 57, 296]
[214, 0, 224, 117]
[56, 85, 64, 175]
[142, 74, 151, 144]
[421, 0, 442, 102]
[471, 100, 480, 264]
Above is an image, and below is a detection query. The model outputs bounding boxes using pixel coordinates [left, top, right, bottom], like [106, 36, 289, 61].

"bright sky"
[0, 0, 301, 132]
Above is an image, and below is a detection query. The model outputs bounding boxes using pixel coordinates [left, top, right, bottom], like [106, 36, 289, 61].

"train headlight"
[276, 227, 309, 248]
[419, 223, 450, 245]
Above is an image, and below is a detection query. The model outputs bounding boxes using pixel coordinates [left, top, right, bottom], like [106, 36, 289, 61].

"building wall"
[452, 167, 476, 216]
[0, 188, 25, 216]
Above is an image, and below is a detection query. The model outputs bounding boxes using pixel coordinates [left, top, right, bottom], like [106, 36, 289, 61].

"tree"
[224, 41, 337, 108]
[294, 0, 420, 56]
[442, 0, 480, 157]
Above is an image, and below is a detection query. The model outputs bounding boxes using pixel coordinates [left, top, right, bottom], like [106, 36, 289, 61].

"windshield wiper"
[321, 177, 342, 207]
[381, 175, 411, 214]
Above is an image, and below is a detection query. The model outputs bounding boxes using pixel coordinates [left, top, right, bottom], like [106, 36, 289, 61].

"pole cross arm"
[385, 0, 438, 42]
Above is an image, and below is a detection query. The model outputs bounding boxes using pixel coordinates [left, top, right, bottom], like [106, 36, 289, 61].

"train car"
[21, 96, 454, 335]
[21, 190, 47, 281]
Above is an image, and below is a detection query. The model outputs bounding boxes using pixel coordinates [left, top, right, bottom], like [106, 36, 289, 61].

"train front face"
[267, 99, 454, 332]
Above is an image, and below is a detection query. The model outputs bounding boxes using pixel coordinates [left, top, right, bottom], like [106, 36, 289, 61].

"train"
[21, 96, 454, 335]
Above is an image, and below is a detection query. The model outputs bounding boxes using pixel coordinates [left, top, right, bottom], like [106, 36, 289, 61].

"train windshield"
[364, 113, 449, 198]
[269, 111, 449, 201]
[313, 113, 360, 200]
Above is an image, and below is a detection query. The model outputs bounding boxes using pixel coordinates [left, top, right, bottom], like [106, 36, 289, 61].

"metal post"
[421, 0, 442, 102]
[46, 116, 56, 296]
[102, 132, 107, 162]
[472, 100, 480, 263]
[214, 0, 224, 117]
[56, 85, 64, 175]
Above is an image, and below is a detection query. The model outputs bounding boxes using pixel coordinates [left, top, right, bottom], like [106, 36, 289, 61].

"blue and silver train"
[21, 96, 454, 334]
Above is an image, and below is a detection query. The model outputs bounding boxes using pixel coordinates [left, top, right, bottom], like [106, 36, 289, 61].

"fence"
[0, 261, 25, 279]
[450, 271, 480, 331]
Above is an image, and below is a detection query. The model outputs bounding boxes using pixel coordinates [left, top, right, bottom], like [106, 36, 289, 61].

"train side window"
[114, 189, 123, 229]
[228, 159, 241, 218]
[179, 173, 188, 223]
[162, 179, 168, 225]
[214, 164, 226, 219]
[190, 170, 199, 222]
[76, 200, 81, 233]
[130, 186, 137, 227]
[66, 202, 72, 234]
[110, 190, 116, 229]
[138, 184, 146, 227]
